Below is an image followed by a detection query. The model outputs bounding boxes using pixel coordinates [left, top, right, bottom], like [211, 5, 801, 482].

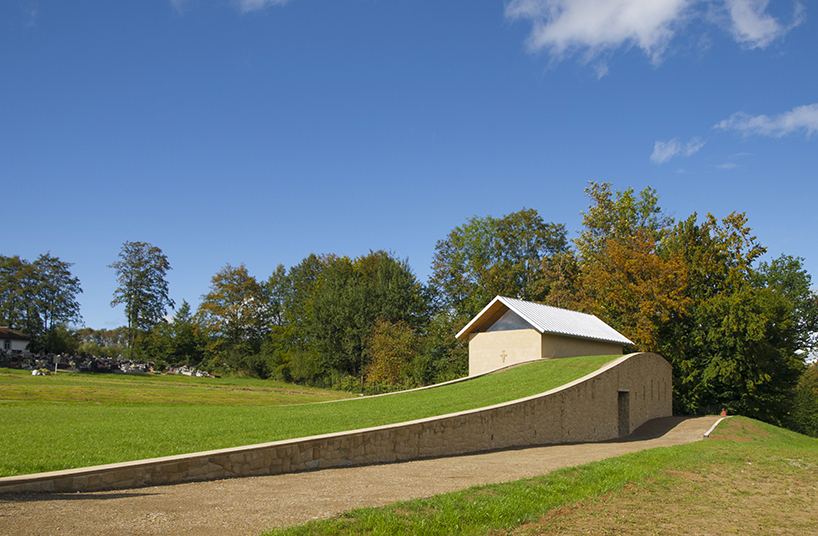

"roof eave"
[545, 330, 634, 346]
[455, 296, 508, 339]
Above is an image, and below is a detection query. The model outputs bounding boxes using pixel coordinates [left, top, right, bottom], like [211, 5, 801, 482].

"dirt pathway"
[0, 416, 720, 536]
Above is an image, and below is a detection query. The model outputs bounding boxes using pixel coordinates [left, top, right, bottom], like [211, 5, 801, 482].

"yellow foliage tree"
[578, 228, 689, 352]
[364, 319, 419, 386]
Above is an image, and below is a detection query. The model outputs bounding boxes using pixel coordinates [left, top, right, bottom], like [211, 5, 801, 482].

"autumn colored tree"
[577, 228, 689, 351]
[572, 182, 683, 350]
[573, 183, 808, 425]
[534, 251, 581, 309]
[365, 319, 420, 386]
[197, 263, 272, 363]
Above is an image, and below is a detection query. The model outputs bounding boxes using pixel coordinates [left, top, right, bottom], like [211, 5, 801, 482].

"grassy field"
[0, 354, 616, 477]
[0, 367, 353, 405]
[263, 417, 818, 536]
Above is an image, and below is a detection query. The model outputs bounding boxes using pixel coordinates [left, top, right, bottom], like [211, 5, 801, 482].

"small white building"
[457, 296, 633, 376]
[0, 327, 31, 353]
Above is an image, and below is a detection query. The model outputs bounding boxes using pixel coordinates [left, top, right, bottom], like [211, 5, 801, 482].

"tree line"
[0, 253, 82, 354]
[2, 182, 817, 433]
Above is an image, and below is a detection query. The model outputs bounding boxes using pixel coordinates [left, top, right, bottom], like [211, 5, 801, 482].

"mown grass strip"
[0, 367, 352, 405]
[261, 417, 818, 536]
[0, 355, 615, 477]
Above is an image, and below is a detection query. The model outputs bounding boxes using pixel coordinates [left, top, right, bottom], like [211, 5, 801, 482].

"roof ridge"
[457, 296, 633, 346]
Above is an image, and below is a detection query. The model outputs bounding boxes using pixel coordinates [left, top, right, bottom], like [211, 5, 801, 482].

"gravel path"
[0, 416, 719, 536]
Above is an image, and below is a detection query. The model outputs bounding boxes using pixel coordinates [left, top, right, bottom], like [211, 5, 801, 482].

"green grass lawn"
[262, 417, 818, 536]
[0, 355, 616, 477]
[0, 367, 353, 405]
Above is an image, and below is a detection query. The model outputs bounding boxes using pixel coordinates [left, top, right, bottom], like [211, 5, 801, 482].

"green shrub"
[792, 363, 818, 437]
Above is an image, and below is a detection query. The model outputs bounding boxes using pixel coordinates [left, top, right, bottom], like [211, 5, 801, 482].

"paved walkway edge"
[703, 416, 730, 438]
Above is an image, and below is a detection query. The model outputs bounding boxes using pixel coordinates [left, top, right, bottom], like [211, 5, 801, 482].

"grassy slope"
[263, 417, 818, 536]
[0, 355, 616, 477]
[0, 368, 353, 405]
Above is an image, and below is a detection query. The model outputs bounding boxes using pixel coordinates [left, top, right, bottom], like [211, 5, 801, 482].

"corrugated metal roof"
[456, 296, 633, 345]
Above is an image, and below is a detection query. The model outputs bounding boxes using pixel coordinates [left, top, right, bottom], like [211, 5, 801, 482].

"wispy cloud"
[505, 0, 804, 72]
[236, 0, 289, 13]
[21, 0, 39, 27]
[725, 0, 805, 49]
[718, 162, 739, 169]
[169, 0, 289, 14]
[170, 0, 191, 13]
[715, 103, 818, 138]
[650, 136, 705, 163]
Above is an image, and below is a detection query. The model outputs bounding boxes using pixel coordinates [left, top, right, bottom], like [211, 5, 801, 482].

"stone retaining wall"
[0, 352, 672, 494]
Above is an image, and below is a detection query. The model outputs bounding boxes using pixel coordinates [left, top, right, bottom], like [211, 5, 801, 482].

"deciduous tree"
[310, 251, 429, 377]
[32, 253, 82, 333]
[792, 364, 818, 437]
[365, 319, 419, 386]
[197, 264, 271, 360]
[574, 181, 671, 262]
[753, 254, 818, 355]
[656, 212, 807, 421]
[143, 300, 205, 365]
[109, 241, 174, 352]
[578, 228, 688, 351]
[0, 255, 37, 333]
[430, 208, 569, 318]
[0, 253, 83, 353]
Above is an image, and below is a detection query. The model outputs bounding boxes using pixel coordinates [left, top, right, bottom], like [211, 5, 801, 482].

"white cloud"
[170, 0, 191, 13]
[718, 162, 738, 169]
[236, 0, 289, 13]
[651, 140, 682, 164]
[505, 0, 692, 65]
[505, 0, 805, 71]
[715, 103, 818, 138]
[725, 0, 805, 49]
[685, 136, 706, 155]
[169, 0, 289, 14]
[650, 136, 705, 163]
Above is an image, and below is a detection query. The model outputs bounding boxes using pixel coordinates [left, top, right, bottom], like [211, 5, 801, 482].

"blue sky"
[2, 0, 816, 329]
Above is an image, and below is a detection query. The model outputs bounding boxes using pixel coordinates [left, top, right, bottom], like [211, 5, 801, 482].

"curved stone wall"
[0, 352, 672, 494]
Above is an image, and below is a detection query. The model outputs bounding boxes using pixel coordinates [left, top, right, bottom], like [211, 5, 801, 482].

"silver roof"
[456, 296, 634, 345]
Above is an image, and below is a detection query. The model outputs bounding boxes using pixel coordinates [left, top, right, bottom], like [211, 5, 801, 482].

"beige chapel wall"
[468, 329, 542, 376]
[469, 330, 625, 376]
[541, 333, 624, 360]
[0, 353, 673, 494]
